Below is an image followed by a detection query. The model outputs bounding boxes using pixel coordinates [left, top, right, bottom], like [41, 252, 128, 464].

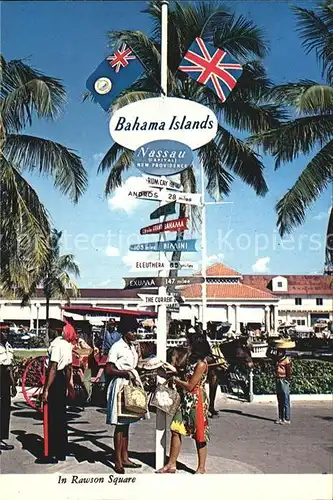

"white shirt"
[107, 338, 138, 370]
[48, 336, 73, 371]
[0, 342, 13, 366]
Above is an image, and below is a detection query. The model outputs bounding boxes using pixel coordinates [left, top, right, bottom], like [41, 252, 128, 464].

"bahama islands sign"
[109, 97, 218, 151]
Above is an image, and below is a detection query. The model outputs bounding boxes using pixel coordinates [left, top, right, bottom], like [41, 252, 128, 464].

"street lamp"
[35, 303, 40, 336]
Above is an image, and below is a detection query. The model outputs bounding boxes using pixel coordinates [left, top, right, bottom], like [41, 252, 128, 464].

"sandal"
[155, 465, 177, 473]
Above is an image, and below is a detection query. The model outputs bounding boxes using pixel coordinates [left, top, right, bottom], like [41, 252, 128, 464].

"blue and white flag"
[129, 239, 197, 252]
[86, 44, 144, 111]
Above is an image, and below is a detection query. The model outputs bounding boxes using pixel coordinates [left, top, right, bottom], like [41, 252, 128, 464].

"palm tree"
[0, 55, 87, 294]
[89, 1, 284, 272]
[23, 229, 80, 345]
[249, 3, 333, 270]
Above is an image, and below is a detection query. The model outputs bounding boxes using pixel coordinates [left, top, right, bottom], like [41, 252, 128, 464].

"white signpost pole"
[155, 0, 169, 471]
[200, 163, 208, 332]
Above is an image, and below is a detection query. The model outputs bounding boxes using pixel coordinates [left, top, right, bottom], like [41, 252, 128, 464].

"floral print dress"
[170, 359, 210, 443]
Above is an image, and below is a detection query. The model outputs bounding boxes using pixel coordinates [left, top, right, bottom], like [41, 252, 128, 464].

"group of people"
[0, 315, 293, 473]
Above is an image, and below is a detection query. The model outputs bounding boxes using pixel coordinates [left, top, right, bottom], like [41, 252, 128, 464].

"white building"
[1, 263, 332, 333]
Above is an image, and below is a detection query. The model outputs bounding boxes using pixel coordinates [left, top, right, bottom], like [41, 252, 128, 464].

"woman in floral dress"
[156, 333, 211, 474]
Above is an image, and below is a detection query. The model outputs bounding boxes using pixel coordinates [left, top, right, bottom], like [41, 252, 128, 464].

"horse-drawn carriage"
[21, 306, 159, 410]
[21, 305, 254, 414]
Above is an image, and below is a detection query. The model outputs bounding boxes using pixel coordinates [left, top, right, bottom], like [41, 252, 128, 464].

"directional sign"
[129, 239, 197, 252]
[169, 261, 199, 271]
[144, 175, 183, 191]
[165, 191, 202, 206]
[127, 187, 166, 202]
[123, 277, 163, 289]
[162, 276, 204, 286]
[138, 294, 182, 309]
[129, 260, 198, 272]
[140, 217, 188, 235]
[150, 201, 176, 220]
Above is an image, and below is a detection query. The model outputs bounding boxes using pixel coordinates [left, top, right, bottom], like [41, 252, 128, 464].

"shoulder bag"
[123, 380, 148, 415]
[150, 381, 180, 416]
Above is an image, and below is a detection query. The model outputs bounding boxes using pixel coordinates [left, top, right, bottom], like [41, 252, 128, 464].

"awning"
[61, 305, 157, 318]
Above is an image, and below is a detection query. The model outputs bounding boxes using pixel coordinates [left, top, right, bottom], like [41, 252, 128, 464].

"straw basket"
[273, 339, 296, 349]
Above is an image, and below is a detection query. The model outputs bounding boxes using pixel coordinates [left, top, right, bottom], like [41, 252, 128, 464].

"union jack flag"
[178, 37, 243, 102]
[106, 44, 136, 73]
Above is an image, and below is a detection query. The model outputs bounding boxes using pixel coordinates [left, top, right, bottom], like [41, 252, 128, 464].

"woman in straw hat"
[266, 339, 294, 425]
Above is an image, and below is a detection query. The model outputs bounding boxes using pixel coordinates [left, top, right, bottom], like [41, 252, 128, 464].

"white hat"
[188, 327, 195, 334]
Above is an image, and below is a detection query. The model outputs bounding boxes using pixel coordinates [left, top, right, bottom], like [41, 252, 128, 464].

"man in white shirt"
[0, 324, 17, 452]
[41, 319, 75, 463]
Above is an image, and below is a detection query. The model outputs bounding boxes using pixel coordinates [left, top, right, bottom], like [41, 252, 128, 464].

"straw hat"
[274, 338, 296, 349]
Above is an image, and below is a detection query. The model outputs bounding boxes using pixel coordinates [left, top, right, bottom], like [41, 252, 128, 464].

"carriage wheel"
[22, 356, 47, 411]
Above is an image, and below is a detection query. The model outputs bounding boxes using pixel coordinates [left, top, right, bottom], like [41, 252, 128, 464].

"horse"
[137, 336, 254, 417]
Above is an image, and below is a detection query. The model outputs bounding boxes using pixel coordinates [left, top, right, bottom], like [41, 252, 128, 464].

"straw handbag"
[117, 389, 142, 419]
[123, 380, 148, 415]
[150, 381, 180, 416]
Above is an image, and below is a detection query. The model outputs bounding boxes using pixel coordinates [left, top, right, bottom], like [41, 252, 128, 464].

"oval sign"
[109, 96, 218, 151]
[133, 139, 193, 176]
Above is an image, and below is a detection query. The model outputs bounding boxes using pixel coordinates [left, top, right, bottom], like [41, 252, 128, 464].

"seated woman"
[156, 333, 211, 474]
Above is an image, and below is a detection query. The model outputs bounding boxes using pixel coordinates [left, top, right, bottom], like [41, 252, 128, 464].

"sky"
[2, 0, 332, 288]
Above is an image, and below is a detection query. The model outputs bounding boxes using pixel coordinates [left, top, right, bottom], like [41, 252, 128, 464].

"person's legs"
[208, 370, 218, 416]
[195, 441, 207, 473]
[156, 431, 182, 472]
[282, 379, 291, 423]
[276, 379, 284, 422]
[114, 425, 124, 470]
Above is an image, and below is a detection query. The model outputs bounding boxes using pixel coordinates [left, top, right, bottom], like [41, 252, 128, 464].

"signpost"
[140, 217, 188, 235]
[138, 293, 181, 310]
[123, 277, 163, 289]
[144, 175, 183, 191]
[133, 140, 193, 176]
[162, 276, 204, 286]
[150, 201, 176, 220]
[127, 187, 167, 203]
[129, 239, 197, 252]
[128, 188, 201, 206]
[109, 96, 218, 151]
[164, 190, 202, 206]
[129, 260, 198, 272]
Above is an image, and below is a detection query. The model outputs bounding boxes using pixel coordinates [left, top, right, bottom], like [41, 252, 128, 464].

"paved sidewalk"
[1, 394, 332, 474]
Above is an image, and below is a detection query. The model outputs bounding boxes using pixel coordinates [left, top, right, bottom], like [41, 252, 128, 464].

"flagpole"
[155, 0, 169, 471]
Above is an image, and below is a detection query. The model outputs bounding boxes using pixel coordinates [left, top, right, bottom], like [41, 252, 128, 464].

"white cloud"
[122, 251, 155, 267]
[313, 211, 329, 221]
[252, 256, 270, 273]
[206, 253, 224, 263]
[105, 246, 120, 257]
[107, 176, 147, 214]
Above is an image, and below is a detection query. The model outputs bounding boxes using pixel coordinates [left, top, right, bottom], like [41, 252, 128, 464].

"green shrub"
[253, 359, 333, 395]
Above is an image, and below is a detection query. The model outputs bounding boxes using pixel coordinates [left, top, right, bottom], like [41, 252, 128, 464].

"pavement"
[1, 394, 332, 475]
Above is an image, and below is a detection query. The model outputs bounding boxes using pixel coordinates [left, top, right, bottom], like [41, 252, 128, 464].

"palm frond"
[276, 139, 333, 235]
[213, 13, 268, 60]
[265, 80, 333, 115]
[104, 149, 134, 195]
[0, 55, 66, 132]
[293, 6, 333, 84]
[249, 115, 333, 168]
[197, 140, 234, 199]
[4, 134, 87, 202]
[215, 125, 268, 196]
